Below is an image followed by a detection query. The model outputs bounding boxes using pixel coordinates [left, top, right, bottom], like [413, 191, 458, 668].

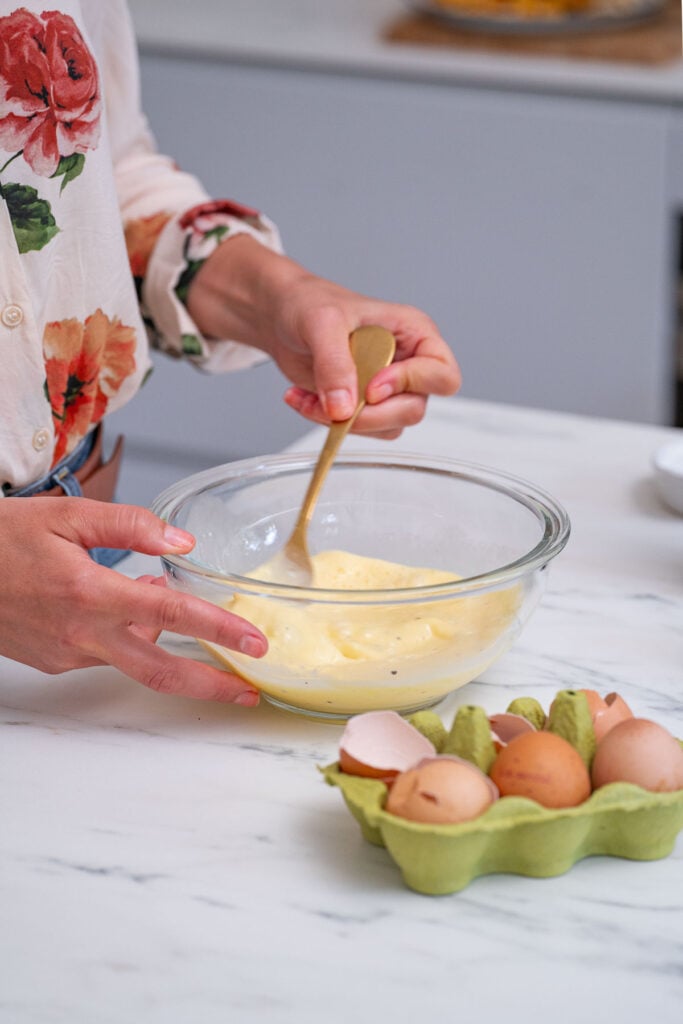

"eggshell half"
[489, 712, 536, 750]
[339, 710, 436, 782]
[386, 756, 499, 824]
[591, 718, 683, 793]
[580, 689, 634, 742]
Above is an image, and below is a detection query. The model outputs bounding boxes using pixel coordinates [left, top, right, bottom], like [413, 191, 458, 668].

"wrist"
[185, 234, 311, 352]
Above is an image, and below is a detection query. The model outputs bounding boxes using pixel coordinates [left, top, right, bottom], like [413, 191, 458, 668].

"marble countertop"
[2, 396, 683, 1022]
[130, 0, 683, 104]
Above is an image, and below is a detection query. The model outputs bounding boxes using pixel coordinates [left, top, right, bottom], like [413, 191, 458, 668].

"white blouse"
[0, 0, 281, 490]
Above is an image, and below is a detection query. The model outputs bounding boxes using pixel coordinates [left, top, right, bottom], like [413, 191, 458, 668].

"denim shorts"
[4, 430, 130, 568]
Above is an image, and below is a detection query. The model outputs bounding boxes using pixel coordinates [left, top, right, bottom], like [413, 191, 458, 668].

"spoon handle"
[289, 421, 352, 544]
[289, 326, 396, 543]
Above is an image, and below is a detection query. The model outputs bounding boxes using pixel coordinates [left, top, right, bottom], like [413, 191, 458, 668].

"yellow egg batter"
[201, 550, 521, 715]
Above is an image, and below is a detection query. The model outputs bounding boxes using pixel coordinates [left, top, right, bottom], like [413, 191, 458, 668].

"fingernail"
[369, 383, 392, 403]
[235, 690, 260, 707]
[324, 388, 353, 420]
[163, 525, 195, 551]
[239, 634, 267, 657]
[285, 386, 305, 401]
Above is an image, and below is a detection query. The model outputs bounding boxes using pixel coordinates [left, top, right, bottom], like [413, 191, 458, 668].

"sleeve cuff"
[141, 199, 284, 374]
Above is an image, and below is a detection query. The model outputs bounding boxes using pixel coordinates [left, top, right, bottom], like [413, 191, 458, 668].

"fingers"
[284, 386, 325, 422]
[297, 306, 358, 421]
[93, 574, 264, 704]
[366, 317, 462, 405]
[98, 573, 268, 657]
[284, 300, 461, 435]
[367, 350, 462, 406]
[49, 499, 196, 557]
[128, 575, 168, 643]
[350, 390, 425, 436]
[56, 568, 267, 704]
[284, 386, 426, 437]
[106, 630, 260, 704]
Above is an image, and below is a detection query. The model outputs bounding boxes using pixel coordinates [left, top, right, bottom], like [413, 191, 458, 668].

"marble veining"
[1, 397, 682, 1023]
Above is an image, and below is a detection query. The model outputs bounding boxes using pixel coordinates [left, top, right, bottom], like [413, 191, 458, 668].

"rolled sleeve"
[142, 199, 283, 373]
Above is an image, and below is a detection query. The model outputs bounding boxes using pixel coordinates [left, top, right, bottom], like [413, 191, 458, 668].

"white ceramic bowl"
[652, 440, 683, 515]
[151, 451, 570, 719]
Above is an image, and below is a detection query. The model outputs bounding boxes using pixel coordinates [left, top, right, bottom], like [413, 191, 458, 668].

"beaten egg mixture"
[202, 550, 520, 714]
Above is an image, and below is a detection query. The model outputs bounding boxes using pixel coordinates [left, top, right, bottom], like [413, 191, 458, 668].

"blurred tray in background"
[387, 0, 680, 62]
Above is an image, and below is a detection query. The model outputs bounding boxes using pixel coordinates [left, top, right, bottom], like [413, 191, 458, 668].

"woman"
[0, 1, 461, 703]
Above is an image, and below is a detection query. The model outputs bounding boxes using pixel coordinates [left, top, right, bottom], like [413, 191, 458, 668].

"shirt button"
[32, 429, 50, 452]
[1, 304, 24, 328]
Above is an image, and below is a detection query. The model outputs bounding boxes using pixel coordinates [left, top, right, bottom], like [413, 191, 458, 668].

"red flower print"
[44, 309, 136, 464]
[178, 200, 262, 230]
[0, 8, 101, 177]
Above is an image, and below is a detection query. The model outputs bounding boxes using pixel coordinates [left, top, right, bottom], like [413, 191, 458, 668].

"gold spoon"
[268, 325, 397, 586]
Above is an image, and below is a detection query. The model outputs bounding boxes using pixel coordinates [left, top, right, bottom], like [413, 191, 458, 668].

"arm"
[106, 3, 460, 433]
[186, 234, 462, 436]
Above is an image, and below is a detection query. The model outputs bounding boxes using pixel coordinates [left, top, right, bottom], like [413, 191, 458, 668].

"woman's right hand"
[0, 497, 266, 705]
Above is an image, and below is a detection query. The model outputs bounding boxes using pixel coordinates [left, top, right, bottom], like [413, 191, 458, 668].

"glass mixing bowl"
[151, 451, 570, 719]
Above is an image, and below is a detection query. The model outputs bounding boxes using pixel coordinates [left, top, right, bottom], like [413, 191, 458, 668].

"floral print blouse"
[0, 1, 281, 489]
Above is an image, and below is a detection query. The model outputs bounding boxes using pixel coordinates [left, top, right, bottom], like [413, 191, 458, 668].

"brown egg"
[580, 689, 634, 742]
[386, 756, 498, 824]
[490, 731, 591, 808]
[339, 710, 436, 783]
[591, 718, 683, 793]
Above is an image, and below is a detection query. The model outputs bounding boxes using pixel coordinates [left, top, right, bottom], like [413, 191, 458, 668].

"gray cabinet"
[111, 18, 683, 505]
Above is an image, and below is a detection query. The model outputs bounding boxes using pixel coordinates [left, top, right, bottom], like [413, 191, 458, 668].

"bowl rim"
[652, 439, 683, 478]
[150, 450, 571, 601]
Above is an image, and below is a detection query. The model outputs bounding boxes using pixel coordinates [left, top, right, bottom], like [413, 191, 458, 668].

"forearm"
[185, 234, 313, 353]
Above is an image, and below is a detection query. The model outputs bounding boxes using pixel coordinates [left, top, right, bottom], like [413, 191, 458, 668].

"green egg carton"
[321, 719, 683, 895]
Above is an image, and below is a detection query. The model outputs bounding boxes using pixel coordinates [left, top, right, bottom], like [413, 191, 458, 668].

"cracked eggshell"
[489, 712, 536, 750]
[580, 689, 634, 742]
[386, 755, 499, 825]
[591, 718, 683, 793]
[339, 710, 436, 783]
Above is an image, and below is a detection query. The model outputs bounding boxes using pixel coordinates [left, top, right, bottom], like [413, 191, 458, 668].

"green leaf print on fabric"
[202, 224, 230, 245]
[174, 224, 231, 306]
[174, 259, 205, 306]
[1, 182, 59, 253]
[50, 153, 85, 194]
[181, 333, 203, 356]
